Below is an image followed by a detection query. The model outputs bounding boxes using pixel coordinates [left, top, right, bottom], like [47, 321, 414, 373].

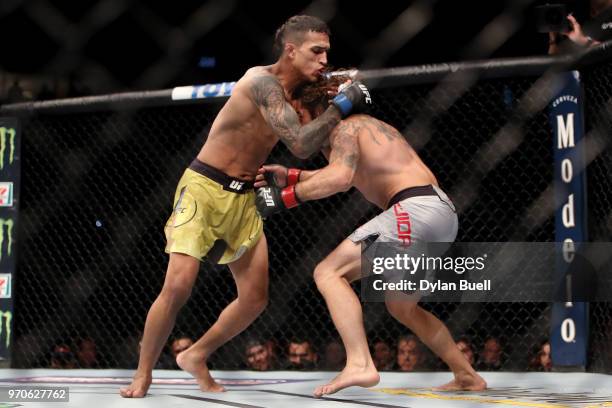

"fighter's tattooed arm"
[294, 120, 360, 201]
[251, 75, 341, 159]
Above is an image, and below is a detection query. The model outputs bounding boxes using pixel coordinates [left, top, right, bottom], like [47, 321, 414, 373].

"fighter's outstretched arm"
[251, 75, 341, 159]
[255, 121, 360, 217]
[295, 121, 360, 201]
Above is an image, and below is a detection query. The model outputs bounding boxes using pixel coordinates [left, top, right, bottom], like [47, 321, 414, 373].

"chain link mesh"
[11, 68, 611, 373]
[583, 62, 612, 373]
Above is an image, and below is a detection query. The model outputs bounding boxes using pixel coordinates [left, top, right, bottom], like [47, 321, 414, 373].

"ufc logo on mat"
[229, 180, 244, 191]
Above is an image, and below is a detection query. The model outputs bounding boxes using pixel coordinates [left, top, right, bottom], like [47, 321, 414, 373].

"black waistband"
[189, 158, 254, 193]
[387, 185, 438, 209]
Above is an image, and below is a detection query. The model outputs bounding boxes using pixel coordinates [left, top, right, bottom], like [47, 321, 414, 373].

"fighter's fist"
[256, 185, 300, 218]
[331, 81, 373, 117]
[254, 165, 302, 189]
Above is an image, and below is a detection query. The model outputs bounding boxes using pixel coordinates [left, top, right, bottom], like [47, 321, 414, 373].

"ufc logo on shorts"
[229, 180, 244, 191]
[393, 203, 411, 246]
[358, 84, 372, 104]
[261, 188, 274, 206]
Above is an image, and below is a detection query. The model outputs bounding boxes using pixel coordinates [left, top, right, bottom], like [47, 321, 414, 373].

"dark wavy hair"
[273, 15, 330, 58]
[294, 69, 356, 116]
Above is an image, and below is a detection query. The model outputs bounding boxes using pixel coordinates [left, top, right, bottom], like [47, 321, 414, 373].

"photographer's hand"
[564, 15, 599, 47]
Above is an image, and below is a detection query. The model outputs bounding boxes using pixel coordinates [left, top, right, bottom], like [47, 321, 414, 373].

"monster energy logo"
[0, 219, 13, 262]
[0, 310, 12, 348]
[0, 127, 16, 170]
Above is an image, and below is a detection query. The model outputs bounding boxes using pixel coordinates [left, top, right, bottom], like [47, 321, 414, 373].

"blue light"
[198, 57, 217, 68]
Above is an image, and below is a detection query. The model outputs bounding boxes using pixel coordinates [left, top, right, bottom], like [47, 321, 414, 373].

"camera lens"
[546, 9, 563, 24]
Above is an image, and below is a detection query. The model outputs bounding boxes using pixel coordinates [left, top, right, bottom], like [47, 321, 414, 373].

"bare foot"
[432, 371, 487, 392]
[119, 372, 152, 398]
[176, 349, 225, 392]
[313, 365, 380, 397]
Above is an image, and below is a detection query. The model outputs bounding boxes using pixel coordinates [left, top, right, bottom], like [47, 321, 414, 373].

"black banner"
[0, 118, 20, 366]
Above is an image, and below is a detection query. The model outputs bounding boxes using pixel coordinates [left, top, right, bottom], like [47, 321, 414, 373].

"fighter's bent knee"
[313, 262, 334, 288]
[385, 298, 417, 319]
[239, 288, 268, 313]
[252, 296, 268, 314]
[160, 274, 195, 305]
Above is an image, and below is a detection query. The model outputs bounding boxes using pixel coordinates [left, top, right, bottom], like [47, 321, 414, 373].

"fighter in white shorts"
[349, 184, 457, 245]
[256, 74, 486, 397]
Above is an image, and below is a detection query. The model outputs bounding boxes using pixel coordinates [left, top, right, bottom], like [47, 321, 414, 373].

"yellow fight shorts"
[164, 159, 263, 264]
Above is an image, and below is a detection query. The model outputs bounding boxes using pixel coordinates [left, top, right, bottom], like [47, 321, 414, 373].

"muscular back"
[333, 115, 438, 209]
[197, 67, 280, 180]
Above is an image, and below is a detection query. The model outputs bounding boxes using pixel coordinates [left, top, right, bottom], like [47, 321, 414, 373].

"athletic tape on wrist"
[287, 168, 301, 186]
[332, 94, 352, 116]
[281, 185, 300, 208]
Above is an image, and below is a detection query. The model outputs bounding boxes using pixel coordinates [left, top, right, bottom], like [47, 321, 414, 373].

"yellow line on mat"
[373, 388, 572, 408]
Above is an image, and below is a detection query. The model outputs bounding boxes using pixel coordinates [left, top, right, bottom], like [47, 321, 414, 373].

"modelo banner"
[549, 71, 588, 369]
[0, 118, 19, 365]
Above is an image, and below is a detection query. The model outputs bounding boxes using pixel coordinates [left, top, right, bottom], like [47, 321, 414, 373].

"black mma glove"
[331, 81, 373, 117]
[256, 185, 301, 218]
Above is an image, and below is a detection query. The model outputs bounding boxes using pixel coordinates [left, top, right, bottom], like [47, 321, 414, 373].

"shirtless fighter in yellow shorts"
[120, 16, 372, 397]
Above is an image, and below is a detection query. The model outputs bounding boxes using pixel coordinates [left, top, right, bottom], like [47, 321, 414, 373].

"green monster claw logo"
[0, 219, 13, 262]
[0, 127, 16, 170]
[0, 310, 11, 348]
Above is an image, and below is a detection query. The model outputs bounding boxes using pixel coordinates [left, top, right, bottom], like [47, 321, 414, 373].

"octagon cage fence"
[1, 43, 611, 374]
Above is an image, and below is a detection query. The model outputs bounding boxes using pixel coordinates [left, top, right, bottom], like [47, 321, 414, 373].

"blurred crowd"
[47, 334, 554, 372]
[2, 0, 611, 106]
[0, 75, 92, 104]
